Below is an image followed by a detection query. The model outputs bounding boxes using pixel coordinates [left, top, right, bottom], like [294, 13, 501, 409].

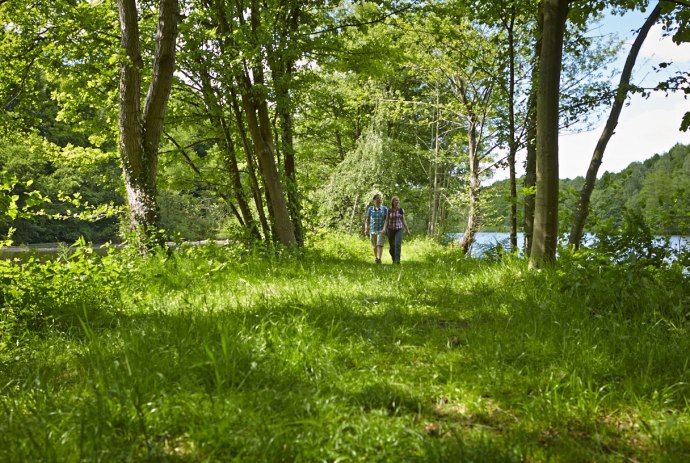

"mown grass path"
[1, 234, 689, 461]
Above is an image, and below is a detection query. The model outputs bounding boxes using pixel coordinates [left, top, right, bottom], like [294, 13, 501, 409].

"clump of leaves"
[0, 240, 131, 354]
[558, 211, 689, 319]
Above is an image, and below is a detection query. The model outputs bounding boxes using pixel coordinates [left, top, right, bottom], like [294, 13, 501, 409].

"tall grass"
[1, 233, 689, 461]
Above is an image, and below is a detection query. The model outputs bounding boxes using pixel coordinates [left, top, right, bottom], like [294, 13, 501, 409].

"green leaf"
[681, 111, 690, 132]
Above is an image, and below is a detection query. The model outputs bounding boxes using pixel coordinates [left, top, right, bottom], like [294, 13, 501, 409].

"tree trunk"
[523, 104, 537, 256]
[117, 0, 179, 243]
[428, 95, 441, 237]
[523, 3, 542, 258]
[266, 2, 304, 247]
[220, 117, 262, 240]
[241, 81, 296, 246]
[204, 0, 262, 241]
[568, 3, 661, 248]
[529, 0, 568, 269]
[197, 67, 261, 240]
[229, 88, 272, 243]
[233, 0, 295, 246]
[459, 120, 480, 254]
[506, 6, 518, 252]
[274, 67, 304, 246]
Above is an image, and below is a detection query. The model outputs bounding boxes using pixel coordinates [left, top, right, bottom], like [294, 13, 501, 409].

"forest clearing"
[1, 234, 689, 461]
[2, 0, 690, 460]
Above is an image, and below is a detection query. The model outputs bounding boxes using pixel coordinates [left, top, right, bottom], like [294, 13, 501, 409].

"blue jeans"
[388, 228, 403, 263]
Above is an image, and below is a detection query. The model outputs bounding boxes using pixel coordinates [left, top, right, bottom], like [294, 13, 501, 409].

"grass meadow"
[1, 233, 690, 462]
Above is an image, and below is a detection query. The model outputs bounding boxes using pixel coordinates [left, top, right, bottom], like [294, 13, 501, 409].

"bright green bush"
[0, 241, 131, 353]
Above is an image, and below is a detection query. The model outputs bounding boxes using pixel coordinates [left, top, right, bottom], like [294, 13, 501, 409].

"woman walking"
[383, 196, 411, 264]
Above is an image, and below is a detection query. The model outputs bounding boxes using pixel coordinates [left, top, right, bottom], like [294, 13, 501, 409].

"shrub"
[0, 240, 130, 354]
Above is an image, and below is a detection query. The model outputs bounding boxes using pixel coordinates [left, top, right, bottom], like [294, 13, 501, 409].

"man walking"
[364, 193, 388, 264]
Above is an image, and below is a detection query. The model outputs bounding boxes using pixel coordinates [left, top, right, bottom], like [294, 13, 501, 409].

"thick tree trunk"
[529, 0, 568, 269]
[117, 0, 178, 242]
[241, 85, 296, 246]
[275, 71, 304, 246]
[118, 0, 148, 230]
[142, 0, 178, 160]
[568, 3, 661, 248]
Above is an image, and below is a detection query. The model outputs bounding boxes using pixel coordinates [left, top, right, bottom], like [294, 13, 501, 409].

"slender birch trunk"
[568, 3, 661, 248]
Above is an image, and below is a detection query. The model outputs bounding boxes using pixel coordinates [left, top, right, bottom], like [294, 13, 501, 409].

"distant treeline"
[483, 143, 690, 236]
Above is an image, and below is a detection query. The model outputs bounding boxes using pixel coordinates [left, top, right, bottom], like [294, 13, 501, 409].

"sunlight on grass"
[1, 234, 690, 461]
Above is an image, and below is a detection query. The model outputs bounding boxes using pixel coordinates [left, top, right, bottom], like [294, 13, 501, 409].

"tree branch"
[305, 4, 416, 37]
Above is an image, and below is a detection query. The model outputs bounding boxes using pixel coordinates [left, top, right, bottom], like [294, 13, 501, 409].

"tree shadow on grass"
[4, 253, 686, 462]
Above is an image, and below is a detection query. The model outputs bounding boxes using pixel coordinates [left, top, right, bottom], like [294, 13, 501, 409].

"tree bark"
[523, 3, 543, 258]
[240, 78, 296, 246]
[117, 0, 179, 242]
[233, 0, 296, 246]
[266, 3, 304, 246]
[568, 3, 661, 248]
[273, 64, 304, 246]
[198, 67, 261, 240]
[529, 0, 568, 269]
[229, 90, 273, 242]
[523, 100, 537, 256]
[209, 0, 272, 242]
[203, 0, 263, 241]
[459, 118, 480, 254]
[506, 6, 518, 252]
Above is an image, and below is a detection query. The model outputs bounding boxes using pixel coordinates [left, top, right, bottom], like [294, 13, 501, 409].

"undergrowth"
[1, 232, 689, 462]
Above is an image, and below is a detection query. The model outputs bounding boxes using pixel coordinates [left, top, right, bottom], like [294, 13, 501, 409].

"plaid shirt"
[366, 205, 388, 233]
[387, 207, 404, 230]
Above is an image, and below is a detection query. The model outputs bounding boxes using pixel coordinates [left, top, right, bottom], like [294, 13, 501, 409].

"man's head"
[373, 193, 382, 206]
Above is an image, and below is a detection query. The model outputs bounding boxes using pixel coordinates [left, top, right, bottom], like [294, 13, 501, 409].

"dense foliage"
[5, 0, 677, 248]
[484, 142, 690, 236]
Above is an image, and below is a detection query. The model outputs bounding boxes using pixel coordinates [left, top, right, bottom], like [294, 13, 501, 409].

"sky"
[496, 7, 690, 181]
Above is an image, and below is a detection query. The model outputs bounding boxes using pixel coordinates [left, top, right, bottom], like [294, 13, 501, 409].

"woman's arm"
[382, 212, 389, 233]
[402, 215, 411, 235]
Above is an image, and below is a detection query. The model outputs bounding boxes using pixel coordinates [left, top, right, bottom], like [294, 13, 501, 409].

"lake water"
[1, 234, 687, 261]
[454, 232, 689, 258]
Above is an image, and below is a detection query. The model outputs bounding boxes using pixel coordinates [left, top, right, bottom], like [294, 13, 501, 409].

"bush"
[0, 241, 130, 354]
[558, 212, 690, 319]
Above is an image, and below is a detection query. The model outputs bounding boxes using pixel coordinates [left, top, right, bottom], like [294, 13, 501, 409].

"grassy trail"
[1, 234, 689, 462]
